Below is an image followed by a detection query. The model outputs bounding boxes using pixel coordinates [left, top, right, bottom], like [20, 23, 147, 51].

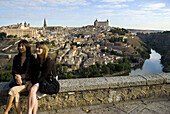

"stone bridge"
[0, 73, 170, 113]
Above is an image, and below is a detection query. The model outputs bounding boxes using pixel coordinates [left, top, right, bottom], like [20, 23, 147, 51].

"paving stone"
[114, 100, 143, 113]
[82, 104, 113, 111]
[141, 74, 164, 85]
[141, 98, 170, 104]
[37, 111, 56, 114]
[37, 98, 170, 114]
[138, 108, 159, 114]
[129, 104, 146, 114]
[57, 107, 86, 114]
[108, 107, 127, 114]
[89, 107, 125, 114]
[146, 102, 170, 114]
[105, 76, 146, 88]
[159, 101, 170, 107]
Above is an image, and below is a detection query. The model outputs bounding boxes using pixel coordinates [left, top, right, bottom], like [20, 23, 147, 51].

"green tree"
[102, 65, 110, 74]
[23, 34, 30, 38]
[7, 35, 14, 38]
[0, 71, 12, 82]
[115, 64, 124, 71]
[51, 40, 55, 46]
[107, 62, 115, 73]
[6, 58, 13, 70]
[124, 39, 128, 43]
[63, 66, 68, 74]
[56, 64, 62, 74]
[14, 35, 17, 38]
[66, 72, 74, 79]
[0, 32, 7, 40]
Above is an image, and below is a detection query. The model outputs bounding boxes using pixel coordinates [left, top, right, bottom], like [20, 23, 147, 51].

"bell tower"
[44, 18, 47, 27]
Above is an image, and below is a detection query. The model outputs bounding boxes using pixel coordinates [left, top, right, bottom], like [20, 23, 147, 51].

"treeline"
[0, 32, 31, 39]
[109, 28, 129, 35]
[0, 58, 13, 82]
[81, 58, 131, 78]
[55, 57, 132, 79]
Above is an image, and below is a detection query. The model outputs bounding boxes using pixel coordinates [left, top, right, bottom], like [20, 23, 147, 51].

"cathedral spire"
[44, 18, 47, 27]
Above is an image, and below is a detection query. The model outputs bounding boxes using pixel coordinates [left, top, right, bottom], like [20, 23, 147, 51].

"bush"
[0, 70, 12, 82]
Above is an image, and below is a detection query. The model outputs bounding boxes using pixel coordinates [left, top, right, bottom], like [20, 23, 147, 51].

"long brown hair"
[36, 42, 48, 64]
[18, 40, 31, 56]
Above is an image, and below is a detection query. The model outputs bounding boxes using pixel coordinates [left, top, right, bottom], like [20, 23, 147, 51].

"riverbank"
[137, 31, 170, 74]
[104, 70, 130, 77]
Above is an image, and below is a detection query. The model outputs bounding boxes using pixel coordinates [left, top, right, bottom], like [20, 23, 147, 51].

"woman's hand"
[15, 74, 22, 85]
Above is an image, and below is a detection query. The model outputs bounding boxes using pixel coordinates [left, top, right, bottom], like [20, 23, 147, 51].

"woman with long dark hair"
[4, 40, 38, 114]
[27, 42, 56, 114]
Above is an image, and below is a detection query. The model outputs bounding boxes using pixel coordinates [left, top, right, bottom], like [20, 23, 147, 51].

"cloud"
[0, 0, 89, 8]
[0, 0, 83, 11]
[161, 9, 170, 12]
[97, 10, 114, 13]
[140, 3, 165, 10]
[122, 10, 152, 16]
[101, 0, 134, 4]
[96, 4, 128, 8]
[43, 0, 90, 6]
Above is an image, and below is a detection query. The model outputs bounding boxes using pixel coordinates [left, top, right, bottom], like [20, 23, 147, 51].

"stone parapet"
[0, 73, 170, 113]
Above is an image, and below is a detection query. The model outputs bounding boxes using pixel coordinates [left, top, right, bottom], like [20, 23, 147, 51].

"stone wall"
[0, 73, 170, 113]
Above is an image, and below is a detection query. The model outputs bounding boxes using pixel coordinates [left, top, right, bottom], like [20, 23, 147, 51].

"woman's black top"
[33, 57, 56, 84]
[12, 54, 39, 82]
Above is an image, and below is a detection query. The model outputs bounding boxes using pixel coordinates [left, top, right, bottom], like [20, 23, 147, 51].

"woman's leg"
[27, 85, 38, 114]
[4, 95, 14, 114]
[14, 102, 22, 114]
[32, 98, 38, 114]
[5, 83, 28, 114]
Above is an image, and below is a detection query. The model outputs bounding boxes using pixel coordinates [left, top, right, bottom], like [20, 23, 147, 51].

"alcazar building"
[94, 19, 109, 27]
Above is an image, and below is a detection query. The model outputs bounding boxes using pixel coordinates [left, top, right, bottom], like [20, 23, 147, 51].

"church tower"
[94, 19, 98, 27]
[44, 18, 47, 27]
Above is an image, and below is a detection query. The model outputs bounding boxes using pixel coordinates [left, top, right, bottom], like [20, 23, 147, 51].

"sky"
[0, 0, 170, 30]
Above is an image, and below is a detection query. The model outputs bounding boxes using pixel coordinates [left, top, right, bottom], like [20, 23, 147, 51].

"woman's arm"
[35, 58, 53, 83]
[29, 55, 40, 84]
[12, 55, 19, 77]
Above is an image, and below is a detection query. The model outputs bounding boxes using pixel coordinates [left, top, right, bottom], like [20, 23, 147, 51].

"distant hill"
[137, 31, 170, 72]
[128, 29, 163, 34]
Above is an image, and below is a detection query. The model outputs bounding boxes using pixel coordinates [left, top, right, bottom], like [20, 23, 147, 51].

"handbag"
[39, 72, 60, 94]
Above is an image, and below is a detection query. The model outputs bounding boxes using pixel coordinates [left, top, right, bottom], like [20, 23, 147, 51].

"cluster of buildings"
[0, 19, 139, 72]
[0, 22, 37, 37]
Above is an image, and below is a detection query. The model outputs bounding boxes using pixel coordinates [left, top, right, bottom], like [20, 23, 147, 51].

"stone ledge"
[159, 73, 170, 83]
[59, 77, 109, 92]
[105, 75, 146, 88]
[140, 74, 165, 85]
[0, 73, 170, 113]
[0, 73, 170, 96]
[0, 82, 10, 96]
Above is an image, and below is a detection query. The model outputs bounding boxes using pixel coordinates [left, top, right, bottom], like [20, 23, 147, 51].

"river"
[129, 49, 164, 76]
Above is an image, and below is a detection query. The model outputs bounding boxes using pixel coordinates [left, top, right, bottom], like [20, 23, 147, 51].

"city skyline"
[0, 0, 170, 30]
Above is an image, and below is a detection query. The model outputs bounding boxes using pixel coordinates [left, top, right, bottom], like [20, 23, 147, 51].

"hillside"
[128, 29, 162, 34]
[137, 31, 170, 72]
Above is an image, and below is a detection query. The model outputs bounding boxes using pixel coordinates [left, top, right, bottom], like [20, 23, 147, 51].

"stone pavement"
[38, 97, 170, 114]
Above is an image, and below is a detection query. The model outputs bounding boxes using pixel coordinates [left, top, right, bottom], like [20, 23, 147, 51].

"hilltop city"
[0, 19, 150, 80]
